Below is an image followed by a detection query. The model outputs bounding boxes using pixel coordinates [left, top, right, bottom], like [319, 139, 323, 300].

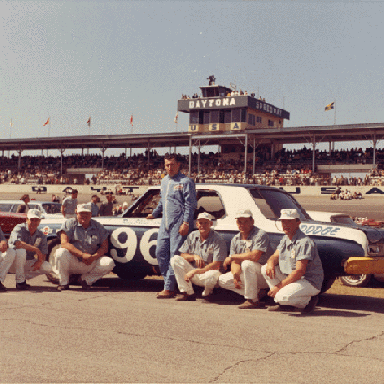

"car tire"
[339, 274, 372, 287]
[321, 276, 337, 293]
[115, 268, 147, 280]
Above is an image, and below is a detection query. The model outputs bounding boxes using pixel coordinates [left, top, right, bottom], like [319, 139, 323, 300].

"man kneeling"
[218, 209, 270, 309]
[8, 209, 52, 290]
[56, 204, 115, 291]
[261, 209, 324, 314]
[170, 213, 227, 301]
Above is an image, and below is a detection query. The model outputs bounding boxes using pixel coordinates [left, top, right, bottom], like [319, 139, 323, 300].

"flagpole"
[334, 99, 336, 125]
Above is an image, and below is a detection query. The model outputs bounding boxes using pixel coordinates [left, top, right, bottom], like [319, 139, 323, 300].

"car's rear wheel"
[339, 274, 372, 287]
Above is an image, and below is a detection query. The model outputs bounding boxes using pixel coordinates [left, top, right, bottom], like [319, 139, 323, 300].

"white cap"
[77, 203, 92, 213]
[122, 202, 129, 208]
[27, 209, 42, 219]
[235, 209, 253, 219]
[279, 209, 300, 220]
[196, 212, 214, 221]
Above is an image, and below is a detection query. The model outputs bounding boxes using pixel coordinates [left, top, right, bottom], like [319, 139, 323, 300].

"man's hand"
[81, 253, 94, 265]
[193, 255, 205, 268]
[178, 223, 189, 236]
[233, 272, 242, 289]
[267, 285, 280, 298]
[0, 241, 8, 253]
[147, 214, 154, 219]
[185, 270, 196, 282]
[265, 260, 276, 279]
[32, 259, 44, 271]
[223, 256, 232, 268]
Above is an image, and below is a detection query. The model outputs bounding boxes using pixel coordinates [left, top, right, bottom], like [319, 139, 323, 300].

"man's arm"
[268, 259, 308, 298]
[0, 239, 8, 253]
[82, 238, 109, 265]
[265, 249, 280, 279]
[60, 232, 83, 258]
[185, 260, 221, 282]
[61, 204, 65, 217]
[14, 240, 46, 270]
[223, 249, 264, 268]
[179, 252, 205, 268]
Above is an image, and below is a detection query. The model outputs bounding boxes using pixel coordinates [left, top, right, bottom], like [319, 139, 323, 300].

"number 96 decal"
[109, 228, 159, 265]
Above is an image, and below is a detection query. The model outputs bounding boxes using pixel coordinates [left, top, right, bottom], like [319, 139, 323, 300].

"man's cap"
[279, 209, 300, 220]
[235, 209, 253, 219]
[27, 209, 42, 219]
[71, 189, 78, 194]
[77, 203, 92, 213]
[196, 212, 214, 221]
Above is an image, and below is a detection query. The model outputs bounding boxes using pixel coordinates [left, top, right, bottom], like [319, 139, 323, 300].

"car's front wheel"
[339, 274, 372, 287]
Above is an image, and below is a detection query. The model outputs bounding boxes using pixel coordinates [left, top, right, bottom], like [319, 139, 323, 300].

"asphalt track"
[0, 190, 384, 383]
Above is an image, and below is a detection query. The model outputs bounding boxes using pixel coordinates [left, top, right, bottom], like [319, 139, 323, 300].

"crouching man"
[261, 209, 324, 314]
[56, 203, 115, 291]
[170, 212, 227, 301]
[8, 209, 52, 290]
[218, 209, 270, 309]
[0, 228, 16, 291]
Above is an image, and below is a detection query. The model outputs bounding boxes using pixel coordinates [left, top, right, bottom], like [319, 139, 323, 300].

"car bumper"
[344, 257, 384, 274]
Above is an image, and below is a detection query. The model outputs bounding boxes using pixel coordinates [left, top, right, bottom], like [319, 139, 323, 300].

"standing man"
[261, 209, 324, 314]
[0, 228, 15, 291]
[170, 212, 227, 301]
[8, 209, 53, 290]
[218, 209, 270, 309]
[61, 189, 78, 219]
[99, 192, 114, 216]
[89, 194, 100, 217]
[147, 153, 197, 299]
[55, 203, 115, 291]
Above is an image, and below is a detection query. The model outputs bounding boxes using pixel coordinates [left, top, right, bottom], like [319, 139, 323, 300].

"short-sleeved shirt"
[179, 229, 227, 268]
[230, 226, 270, 265]
[59, 218, 109, 254]
[277, 228, 324, 291]
[8, 223, 48, 260]
[62, 197, 78, 215]
[99, 201, 113, 217]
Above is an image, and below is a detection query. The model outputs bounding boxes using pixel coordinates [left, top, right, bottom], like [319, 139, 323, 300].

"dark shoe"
[16, 281, 30, 290]
[157, 290, 176, 299]
[238, 300, 266, 309]
[0, 282, 7, 292]
[57, 284, 70, 292]
[268, 304, 297, 312]
[81, 280, 91, 290]
[176, 293, 196, 301]
[301, 295, 319, 314]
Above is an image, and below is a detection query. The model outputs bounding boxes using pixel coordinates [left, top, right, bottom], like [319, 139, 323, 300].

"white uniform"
[170, 229, 227, 296]
[218, 226, 270, 301]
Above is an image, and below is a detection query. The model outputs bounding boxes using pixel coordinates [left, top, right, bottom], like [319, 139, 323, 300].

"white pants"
[0, 248, 16, 283]
[261, 264, 320, 308]
[170, 255, 220, 295]
[8, 249, 53, 283]
[56, 248, 115, 286]
[218, 260, 269, 301]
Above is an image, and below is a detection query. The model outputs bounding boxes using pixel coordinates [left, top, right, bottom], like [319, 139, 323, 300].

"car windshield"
[332, 216, 358, 226]
[42, 203, 62, 214]
[250, 188, 310, 221]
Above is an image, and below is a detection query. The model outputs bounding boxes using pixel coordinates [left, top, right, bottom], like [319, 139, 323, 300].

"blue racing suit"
[152, 172, 197, 291]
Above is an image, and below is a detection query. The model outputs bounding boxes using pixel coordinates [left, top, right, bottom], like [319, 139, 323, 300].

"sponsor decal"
[42, 226, 52, 236]
[300, 224, 341, 236]
[279, 187, 301, 194]
[174, 184, 183, 191]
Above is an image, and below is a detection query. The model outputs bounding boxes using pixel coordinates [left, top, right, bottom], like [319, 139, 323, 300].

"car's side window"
[129, 190, 162, 218]
[195, 191, 225, 220]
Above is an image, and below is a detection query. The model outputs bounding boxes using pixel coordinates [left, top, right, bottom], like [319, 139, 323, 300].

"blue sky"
[1, 0, 384, 156]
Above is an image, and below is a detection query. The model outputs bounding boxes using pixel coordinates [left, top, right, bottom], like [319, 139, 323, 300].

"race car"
[39, 184, 384, 292]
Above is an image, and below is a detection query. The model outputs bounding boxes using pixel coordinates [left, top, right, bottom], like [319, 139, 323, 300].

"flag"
[43, 118, 50, 126]
[130, 114, 133, 126]
[325, 102, 335, 111]
[87, 117, 91, 127]
[174, 112, 178, 124]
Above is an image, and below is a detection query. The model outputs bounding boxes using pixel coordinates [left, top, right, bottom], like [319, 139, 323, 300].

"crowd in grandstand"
[1, 146, 384, 187]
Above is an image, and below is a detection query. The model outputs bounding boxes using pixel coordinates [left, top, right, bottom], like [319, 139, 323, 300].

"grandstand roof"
[1, 122, 384, 152]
